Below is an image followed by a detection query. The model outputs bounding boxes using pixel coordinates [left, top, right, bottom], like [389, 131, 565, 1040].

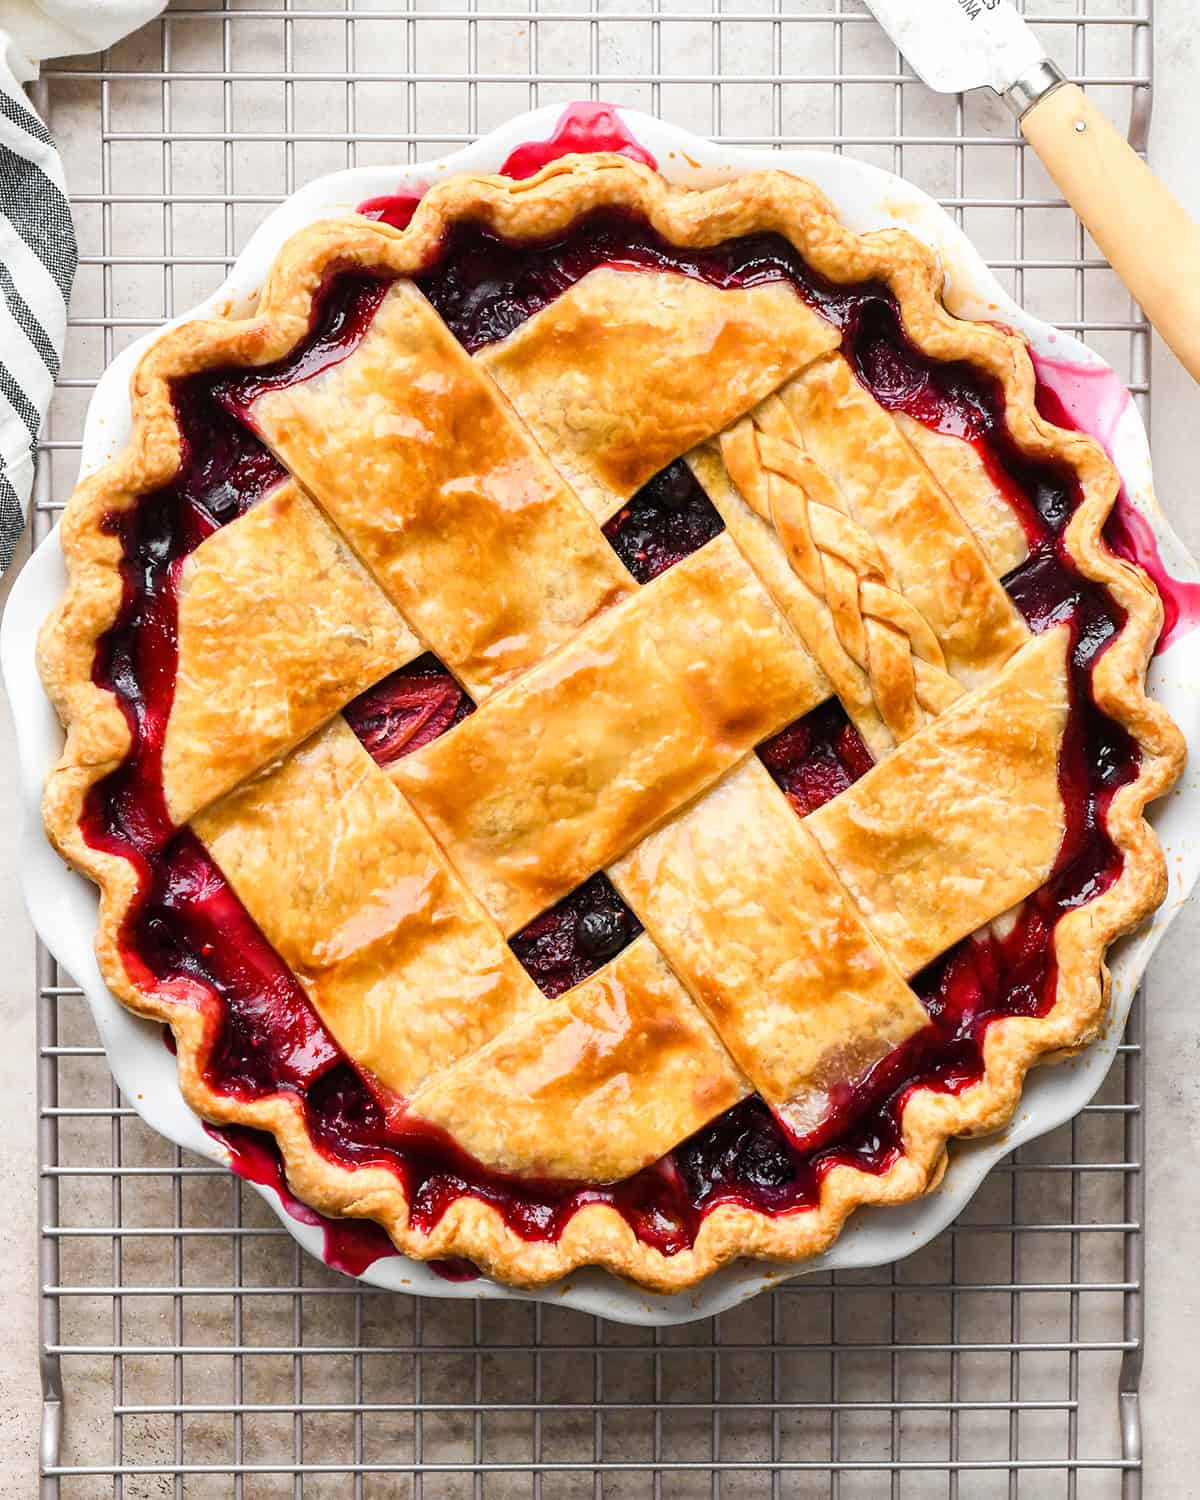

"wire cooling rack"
[30, 1, 1153, 1493]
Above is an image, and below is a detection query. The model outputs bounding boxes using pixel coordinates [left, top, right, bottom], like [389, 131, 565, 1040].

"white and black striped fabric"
[0, 65, 75, 570]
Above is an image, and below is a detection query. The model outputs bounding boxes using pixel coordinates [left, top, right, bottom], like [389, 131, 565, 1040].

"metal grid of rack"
[31, 1, 1153, 1493]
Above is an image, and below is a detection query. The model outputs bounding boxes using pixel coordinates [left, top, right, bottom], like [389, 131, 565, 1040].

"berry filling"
[758, 700, 875, 817]
[602, 460, 725, 583]
[206, 1122, 402, 1277]
[343, 654, 474, 767]
[134, 831, 341, 1094]
[510, 873, 643, 997]
[81, 213, 1141, 1259]
[358, 191, 423, 233]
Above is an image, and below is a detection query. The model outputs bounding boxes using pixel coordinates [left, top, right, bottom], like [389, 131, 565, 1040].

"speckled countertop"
[1, 7, 1198, 1493]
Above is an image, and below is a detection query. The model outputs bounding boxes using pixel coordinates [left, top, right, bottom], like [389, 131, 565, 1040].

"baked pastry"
[38, 154, 1184, 1291]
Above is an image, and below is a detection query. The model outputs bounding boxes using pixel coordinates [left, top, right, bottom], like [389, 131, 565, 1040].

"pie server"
[862, 0, 1200, 382]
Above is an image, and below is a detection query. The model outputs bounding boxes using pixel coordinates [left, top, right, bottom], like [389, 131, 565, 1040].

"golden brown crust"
[250, 279, 635, 699]
[611, 757, 930, 1144]
[893, 413, 1030, 579]
[777, 353, 1029, 687]
[38, 153, 1185, 1293]
[806, 627, 1072, 977]
[408, 935, 749, 1182]
[165, 481, 422, 824]
[193, 719, 549, 1099]
[476, 266, 841, 519]
[719, 392, 969, 749]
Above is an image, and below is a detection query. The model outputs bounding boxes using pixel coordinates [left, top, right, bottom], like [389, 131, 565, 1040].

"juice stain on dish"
[498, 102, 657, 178]
[1033, 350, 1200, 654]
[204, 1121, 400, 1277]
[356, 102, 657, 232]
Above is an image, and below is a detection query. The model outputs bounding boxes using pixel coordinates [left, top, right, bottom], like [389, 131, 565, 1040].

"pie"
[38, 154, 1184, 1291]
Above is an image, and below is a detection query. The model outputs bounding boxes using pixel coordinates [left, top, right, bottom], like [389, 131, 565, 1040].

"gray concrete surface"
[0, 5, 1197, 1493]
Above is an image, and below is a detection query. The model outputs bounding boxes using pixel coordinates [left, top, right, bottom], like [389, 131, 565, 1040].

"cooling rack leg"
[30, 421, 63, 1497]
[1120, 990, 1146, 1500]
[37, 935, 63, 1500]
[1121, 9, 1153, 1489]
[1129, 0, 1154, 154]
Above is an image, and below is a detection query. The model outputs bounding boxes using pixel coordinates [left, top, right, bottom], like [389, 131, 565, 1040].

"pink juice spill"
[428, 1257, 483, 1283]
[357, 188, 424, 231]
[355, 103, 655, 234]
[1033, 351, 1132, 451]
[204, 1123, 397, 1277]
[499, 101, 657, 178]
[1033, 350, 1200, 653]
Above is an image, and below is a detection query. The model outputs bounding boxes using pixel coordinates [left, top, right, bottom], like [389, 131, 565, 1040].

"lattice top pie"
[39, 155, 1184, 1291]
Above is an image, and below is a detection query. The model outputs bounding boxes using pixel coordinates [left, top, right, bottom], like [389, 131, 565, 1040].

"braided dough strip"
[721, 394, 962, 743]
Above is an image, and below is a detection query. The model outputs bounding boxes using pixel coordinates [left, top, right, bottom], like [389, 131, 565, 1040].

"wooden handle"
[1021, 82, 1200, 383]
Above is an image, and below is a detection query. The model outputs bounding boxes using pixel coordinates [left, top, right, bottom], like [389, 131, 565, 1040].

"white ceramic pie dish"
[4, 104, 1198, 1326]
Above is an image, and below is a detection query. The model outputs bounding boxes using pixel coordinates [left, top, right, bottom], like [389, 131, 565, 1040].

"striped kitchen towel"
[0, 58, 73, 570]
[1, 3, 165, 569]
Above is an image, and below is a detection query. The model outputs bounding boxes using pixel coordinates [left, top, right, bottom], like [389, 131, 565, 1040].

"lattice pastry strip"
[692, 360, 1034, 761]
[610, 756, 929, 1146]
[246, 279, 635, 700]
[806, 625, 1072, 976]
[192, 718, 549, 1100]
[719, 393, 963, 746]
[408, 935, 751, 1182]
[163, 480, 423, 826]
[475, 265, 841, 519]
[892, 413, 1030, 579]
[777, 354, 1027, 684]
